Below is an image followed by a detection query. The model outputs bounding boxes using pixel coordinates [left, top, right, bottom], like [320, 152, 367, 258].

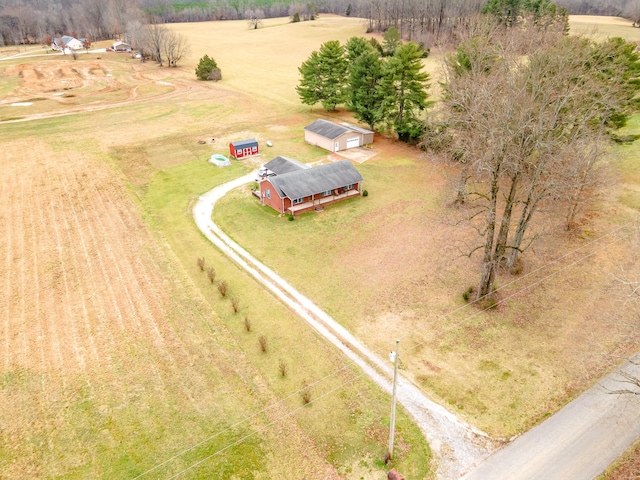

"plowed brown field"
[0, 139, 342, 478]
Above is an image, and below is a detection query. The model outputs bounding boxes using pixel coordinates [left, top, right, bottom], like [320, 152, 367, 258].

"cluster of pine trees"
[296, 29, 430, 142]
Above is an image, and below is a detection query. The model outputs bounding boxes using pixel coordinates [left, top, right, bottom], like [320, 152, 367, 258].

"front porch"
[287, 189, 360, 215]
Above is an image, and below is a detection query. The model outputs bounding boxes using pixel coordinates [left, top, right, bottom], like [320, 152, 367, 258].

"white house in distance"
[109, 41, 132, 52]
[51, 35, 84, 52]
[304, 119, 374, 153]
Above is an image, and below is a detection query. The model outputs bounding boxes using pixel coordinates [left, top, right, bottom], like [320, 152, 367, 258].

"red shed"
[229, 139, 259, 159]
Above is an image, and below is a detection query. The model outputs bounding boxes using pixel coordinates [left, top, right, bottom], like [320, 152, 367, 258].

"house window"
[292, 197, 304, 205]
[344, 184, 354, 190]
[322, 190, 332, 197]
[266, 188, 271, 199]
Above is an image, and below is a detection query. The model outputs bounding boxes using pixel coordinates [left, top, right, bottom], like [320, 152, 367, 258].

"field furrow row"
[58, 162, 103, 373]
[89, 171, 207, 400]
[82, 176, 171, 400]
[27, 170, 46, 389]
[2, 169, 13, 372]
[44, 160, 89, 383]
[32, 162, 66, 377]
[17, 179, 29, 371]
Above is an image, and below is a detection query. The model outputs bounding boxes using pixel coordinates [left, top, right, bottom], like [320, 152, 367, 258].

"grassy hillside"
[0, 15, 432, 479]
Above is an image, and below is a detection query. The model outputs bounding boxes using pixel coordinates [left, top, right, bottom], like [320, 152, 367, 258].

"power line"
[399, 223, 635, 355]
[137, 221, 636, 479]
[164, 372, 364, 479]
[132, 363, 358, 479]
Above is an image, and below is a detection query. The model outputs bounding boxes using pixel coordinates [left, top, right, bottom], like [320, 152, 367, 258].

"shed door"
[346, 137, 360, 149]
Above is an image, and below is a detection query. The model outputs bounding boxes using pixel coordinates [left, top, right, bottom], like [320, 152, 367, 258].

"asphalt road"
[462, 358, 640, 480]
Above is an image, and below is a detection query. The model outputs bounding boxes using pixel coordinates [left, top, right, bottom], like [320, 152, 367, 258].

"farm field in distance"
[0, 13, 639, 479]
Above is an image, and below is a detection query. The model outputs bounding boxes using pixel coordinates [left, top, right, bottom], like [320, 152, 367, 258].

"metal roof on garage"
[340, 122, 374, 135]
[304, 119, 352, 140]
[269, 160, 363, 199]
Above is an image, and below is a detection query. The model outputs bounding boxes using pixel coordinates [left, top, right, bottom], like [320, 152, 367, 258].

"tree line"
[296, 30, 430, 142]
[0, 0, 487, 48]
[1, 0, 638, 48]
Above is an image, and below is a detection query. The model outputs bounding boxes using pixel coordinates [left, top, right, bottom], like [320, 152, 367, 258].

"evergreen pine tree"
[378, 42, 430, 142]
[348, 48, 384, 130]
[296, 40, 348, 111]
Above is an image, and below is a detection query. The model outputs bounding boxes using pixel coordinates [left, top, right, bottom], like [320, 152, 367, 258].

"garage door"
[346, 137, 360, 149]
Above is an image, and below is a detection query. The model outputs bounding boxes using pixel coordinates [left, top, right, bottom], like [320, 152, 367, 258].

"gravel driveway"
[193, 172, 494, 479]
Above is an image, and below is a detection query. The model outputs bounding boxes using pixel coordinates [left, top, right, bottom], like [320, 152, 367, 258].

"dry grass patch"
[569, 15, 640, 42]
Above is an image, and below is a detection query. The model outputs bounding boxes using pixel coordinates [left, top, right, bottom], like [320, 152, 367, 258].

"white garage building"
[304, 119, 374, 153]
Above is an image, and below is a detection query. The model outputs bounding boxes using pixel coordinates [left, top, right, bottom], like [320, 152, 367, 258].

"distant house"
[110, 41, 132, 52]
[257, 156, 309, 179]
[259, 159, 363, 215]
[51, 35, 84, 52]
[230, 139, 259, 159]
[304, 119, 374, 153]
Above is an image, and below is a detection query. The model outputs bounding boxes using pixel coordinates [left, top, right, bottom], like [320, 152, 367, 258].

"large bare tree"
[161, 29, 189, 67]
[438, 23, 640, 300]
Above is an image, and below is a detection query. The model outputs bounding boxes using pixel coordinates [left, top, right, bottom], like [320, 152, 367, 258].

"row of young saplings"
[197, 256, 312, 405]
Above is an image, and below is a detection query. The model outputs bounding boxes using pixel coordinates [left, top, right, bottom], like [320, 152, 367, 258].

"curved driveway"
[193, 172, 493, 479]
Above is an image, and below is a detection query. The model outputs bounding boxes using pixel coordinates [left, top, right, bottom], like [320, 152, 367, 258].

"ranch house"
[259, 159, 363, 215]
[230, 139, 259, 159]
[51, 36, 84, 52]
[304, 119, 374, 153]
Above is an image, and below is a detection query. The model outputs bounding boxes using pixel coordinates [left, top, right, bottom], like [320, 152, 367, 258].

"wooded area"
[1, 0, 635, 48]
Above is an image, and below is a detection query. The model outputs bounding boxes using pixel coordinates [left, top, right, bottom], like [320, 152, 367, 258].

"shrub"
[207, 266, 216, 284]
[244, 316, 252, 332]
[231, 297, 240, 313]
[462, 286, 474, 302]
[217, 280, 228, 297]
[196, 54, 222, 81]
[362, 190, 369, 197]
[292, 12, 300, 22]
[279, 359, 287, 377]
[197, 257, 205, 271]
[259, 335, 267, 353]
[301, 380, 311, 405]
[288, 214, 295, 221]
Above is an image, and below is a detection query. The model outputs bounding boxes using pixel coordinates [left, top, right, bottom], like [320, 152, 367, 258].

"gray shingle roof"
[269, 160, 363, 199]
[304, 119, 351, 139]
[263, 156, 309, 175]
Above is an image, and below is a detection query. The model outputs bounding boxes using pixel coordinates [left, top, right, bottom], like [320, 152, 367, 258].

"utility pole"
[388, 339, 400, 461]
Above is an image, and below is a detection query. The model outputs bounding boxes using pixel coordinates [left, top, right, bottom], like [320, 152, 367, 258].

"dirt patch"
[330, 145, 379, 163]
[4, 61, 114, 100]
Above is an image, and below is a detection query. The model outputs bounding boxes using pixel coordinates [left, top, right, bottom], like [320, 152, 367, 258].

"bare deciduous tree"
[246, 9, 264, 29]
[625, 0, 640, 27]
[438, 23, 640, 300]
[161, 29, 189, 67]
[146, 23, 167, 65]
